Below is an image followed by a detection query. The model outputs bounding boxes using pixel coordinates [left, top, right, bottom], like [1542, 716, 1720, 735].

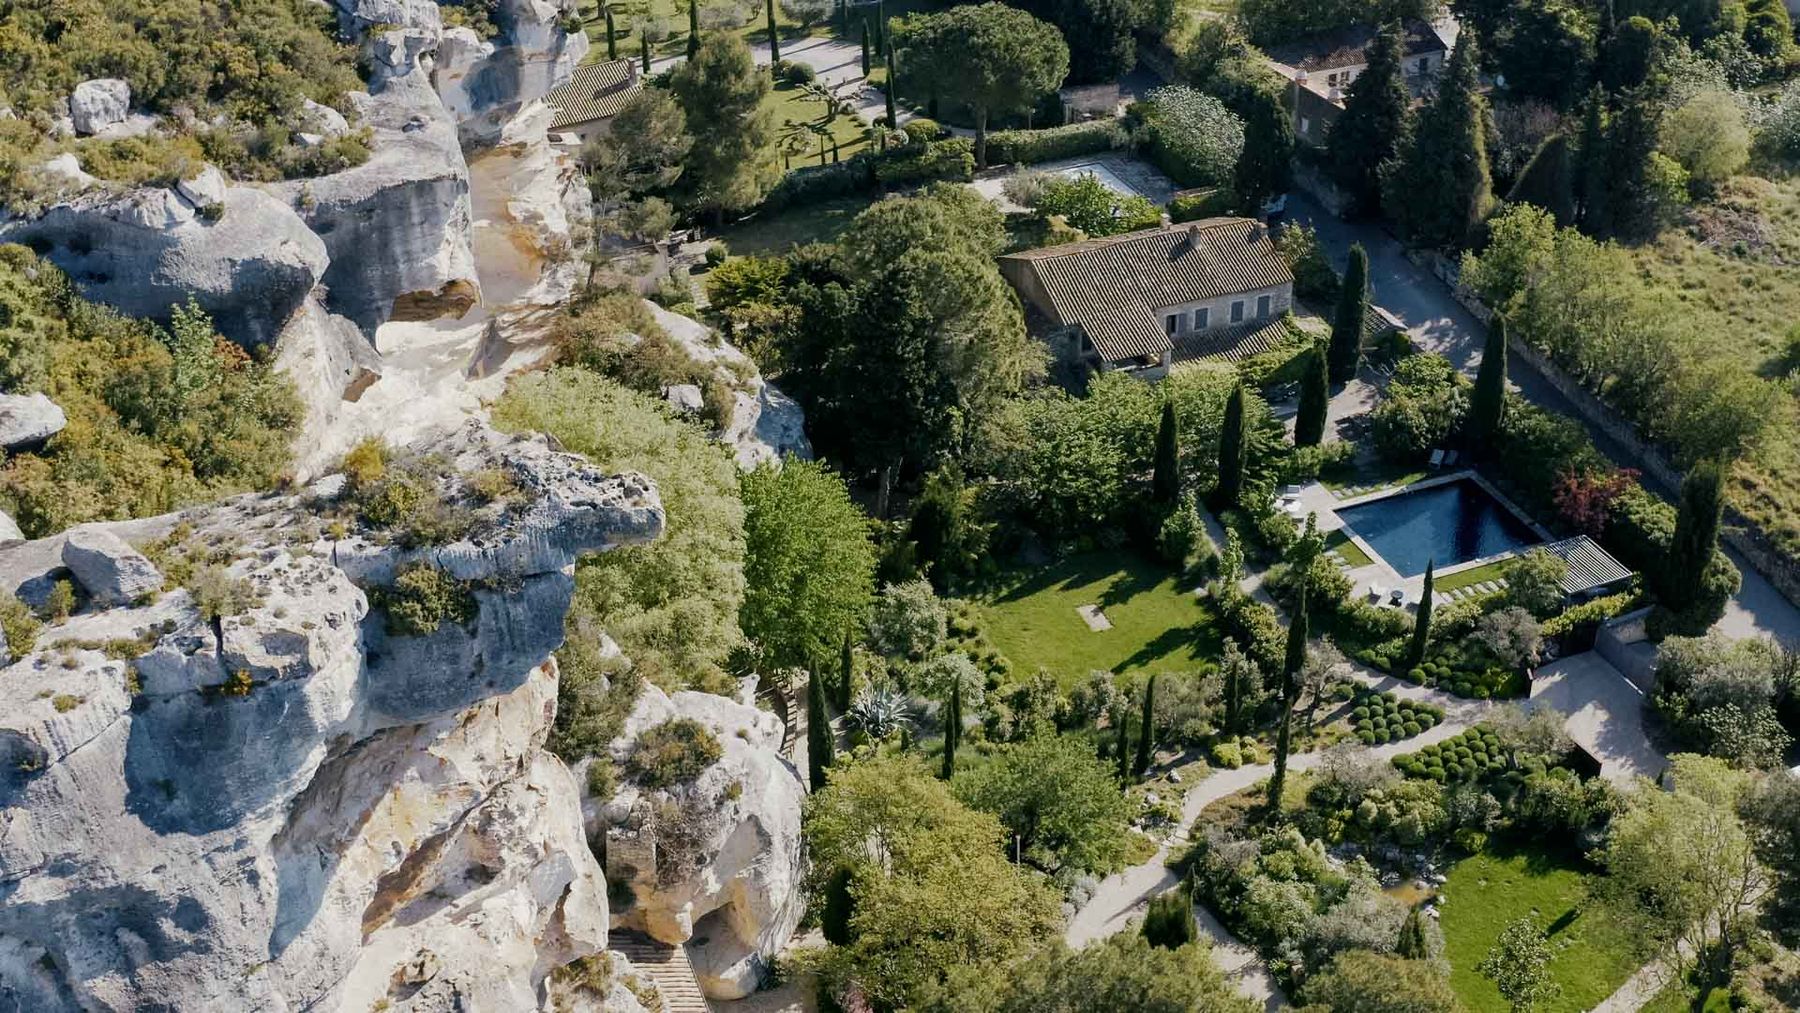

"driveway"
[650, 35, 913, 129]
[1531, 652, 1667, 785]
[1285, 193, 1800, 648]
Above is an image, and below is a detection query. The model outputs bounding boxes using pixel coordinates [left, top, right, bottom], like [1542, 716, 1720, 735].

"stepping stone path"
[1435, 578, 1508, 605]
[1076, 604, 1113, 631]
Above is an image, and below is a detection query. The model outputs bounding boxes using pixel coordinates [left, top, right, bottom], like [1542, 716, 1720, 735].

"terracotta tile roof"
[1265, 19, 1449, 74]
[1000, 219, 1293, 363]
[1172, 316, 1297, 366]
[546, 59, 639, 129]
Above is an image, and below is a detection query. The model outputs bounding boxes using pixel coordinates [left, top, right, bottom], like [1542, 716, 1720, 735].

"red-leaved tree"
[1553, 467, 1639, 536]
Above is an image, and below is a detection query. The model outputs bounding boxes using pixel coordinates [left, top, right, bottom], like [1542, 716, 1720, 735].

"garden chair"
[1427, 449, 1445, 469]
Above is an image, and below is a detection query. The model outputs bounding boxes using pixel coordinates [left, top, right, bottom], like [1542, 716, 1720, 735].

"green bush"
[1167, 188, 1234, 224]
[984, 119, 1128, 165]
[1, 593, 41, 657]
[1210, 740, 1244, 769]
[901, 118, 943, 146]
[873, 137, 975, 185]
[379, 564, 477, 638]
[627, 717, 724, 788]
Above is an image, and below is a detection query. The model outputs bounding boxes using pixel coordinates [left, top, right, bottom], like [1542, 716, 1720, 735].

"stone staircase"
[610, 930, 713, 1013]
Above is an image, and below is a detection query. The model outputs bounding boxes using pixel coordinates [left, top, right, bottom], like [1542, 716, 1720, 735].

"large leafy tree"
[1325, 20, 1411, 217]
[581, 88, 692, 203]
[1383, 29, 1492, 250]
[1306, 950, 1462, 1012]
[895, 3, 1069, 167]
[670, 34, 780, 220]
[953, 933, 1257, 1012]
[1011, 0, 1137, 84]
[953, 733, 1134, 873]
[740, 458, 877, 668]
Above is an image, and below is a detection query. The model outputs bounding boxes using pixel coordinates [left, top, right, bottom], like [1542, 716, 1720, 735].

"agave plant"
[846, 689, 914, 741]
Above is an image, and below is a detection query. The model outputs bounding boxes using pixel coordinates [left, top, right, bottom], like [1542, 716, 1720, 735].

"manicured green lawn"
[714, 192, 881, 256]
[767, 80, 871, 167]
[1323, 529, 1373, 568]
[1435, 558, 1513, 594]
[1441, 845, 1644, 1013]
[974, 552, 1223, 686]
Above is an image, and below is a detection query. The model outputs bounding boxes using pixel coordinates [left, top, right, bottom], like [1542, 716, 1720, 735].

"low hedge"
[759, 137, 975, 213]
[985, 119, 1129, 166]
[1391, 726, 1507, 783]
[1168, 187, 1236, 223]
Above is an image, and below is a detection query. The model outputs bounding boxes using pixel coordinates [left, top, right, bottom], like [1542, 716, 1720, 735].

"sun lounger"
[1368, 582, 1387, 602]
[1443, 450, 1459, 467]
[1428, 449, 1445, 468]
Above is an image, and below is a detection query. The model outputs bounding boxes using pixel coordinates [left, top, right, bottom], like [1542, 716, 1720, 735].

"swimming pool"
[1335, 479, 1540, 578]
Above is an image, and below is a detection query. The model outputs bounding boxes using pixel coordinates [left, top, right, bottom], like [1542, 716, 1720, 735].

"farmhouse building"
[998, 219, 1294, 380]
[1266, 19, 1453, 147]
[544, 58, 641, 145]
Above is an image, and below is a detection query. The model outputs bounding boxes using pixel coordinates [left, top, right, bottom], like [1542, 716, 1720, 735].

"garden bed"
[1348, 687, 1443, 745]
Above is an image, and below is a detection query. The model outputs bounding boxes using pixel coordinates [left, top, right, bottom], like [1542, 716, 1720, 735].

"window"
[1166, 313, 1182, 335]
[1327, 72, 1339, 87]
[1257, 294, 1271, 318]
[1417, 57, 1430, 76]
[1230, 300, 1244, 323]
[1299, 116, 1312, 137]
[1194, 307, 1209, 330]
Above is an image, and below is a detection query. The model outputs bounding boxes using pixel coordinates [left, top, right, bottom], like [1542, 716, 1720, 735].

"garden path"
[649, 35, 917, 131]
[1063, 670, 1498, 1008]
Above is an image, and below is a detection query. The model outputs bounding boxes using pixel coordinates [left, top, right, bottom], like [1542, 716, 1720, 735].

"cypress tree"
[941, 680, 960, 780]
[687, 0, 700, 59]
[1133, 675, 1156, 777]
[836, 629, 855, 711]
[860, 19, 871, 76]
[641, 28, 651, 73]
[1142, 882, 1197, 949]
[1397, 906, 1430, 960]
[1664, 459, 1726, 611]
[1114, 704, 1131, 782]
[1602, 85, 1662, 242]
[806, 664, 834, 792]
[1409, 560, 1435, 669]
[604, 4, 618, 61]
[1152, 399, 1180, 506]
[766, 0, 780, 72]
[875, 0, 887, 54]
[1574, 88, 1609, 234]
[1295, 345, 1330, 447]
[1507, 133, 1577, 227]
[1267, 582, 1308, 811]
[1383, 28, 1491, 249]
[1328, 244, 1369, 384]
[1325, 21, 1412, 216]
[1214, 382, 1248, 509]
[883, 47, 897, 126]
[821, 867, 855, 944]
[1468, 316, 1508, 447]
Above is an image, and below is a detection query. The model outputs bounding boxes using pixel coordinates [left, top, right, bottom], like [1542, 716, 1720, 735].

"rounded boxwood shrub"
[1403, 721, 1421, 736]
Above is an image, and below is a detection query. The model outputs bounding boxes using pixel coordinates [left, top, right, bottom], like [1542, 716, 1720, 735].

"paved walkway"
[1286, 194, 1800, 648]
[651, 35, 913, 130]
[1531, 653, 1666, 785]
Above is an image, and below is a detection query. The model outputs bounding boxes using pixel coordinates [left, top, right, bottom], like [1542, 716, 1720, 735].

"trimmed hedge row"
[1391, 726, 1506, 783]
[985, 119, 1129, 166]
[1349, 688, 1442, 745]
[758, 137, 976, 213]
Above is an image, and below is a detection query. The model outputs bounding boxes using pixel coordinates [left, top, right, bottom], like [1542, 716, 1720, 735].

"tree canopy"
[740, 458, 877, 668]
[670, 34, 780, 217]
[1325, 21, 1412, 217]
[952, 733, 1134, 873]
[894, 4, 1069, 167]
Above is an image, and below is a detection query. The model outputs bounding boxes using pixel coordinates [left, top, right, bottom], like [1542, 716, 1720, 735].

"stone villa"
[1266, 19, 1454, 148]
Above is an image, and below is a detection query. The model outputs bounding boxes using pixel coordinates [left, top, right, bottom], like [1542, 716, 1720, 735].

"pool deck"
[1287, 468, 1554, 608]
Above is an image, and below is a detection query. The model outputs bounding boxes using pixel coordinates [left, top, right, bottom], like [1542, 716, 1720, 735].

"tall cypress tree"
[1133, 675, 1157, 777]
[940, 680, 960, 780]
[1602, 85, 1663, 242]
[1663, 459, 1726, 611]
[1507, 133, 1577, 227]
[687, 0, 700, 59]
[1295, 345, 1330, 447]
[875, 0, 887, 53]
[1468, 316, 1508, 447]
[604, 4, 618, 61]
[1114, 703, 1131, 782]
[1152, 399, 1180, 506]
[806, 664, 834, 792]
[1574, 88, 1610, 234]
[1328, 245, 1369, 384]
[1409, 560, 1435, 669]
[1383, 29, 1491, 249]
[765, 0, 780, 72]
[883, 47, 897, 126]
[1397, 905, 1430, 960]
[1267, 582, 1308, 811]
[1142, 882, 1197, 949]
[1325, 20, 1412, 217]
[860, 19, 871, 76]
[641, 28, 651, 73]
[836, 629, 855, 711]
[1214, 382, 1248, 509]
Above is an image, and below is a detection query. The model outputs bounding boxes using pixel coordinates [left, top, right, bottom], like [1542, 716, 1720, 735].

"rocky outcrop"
[0, 180, 329, 348]
[646, 305, 814, 469]
[468, 101, 591, 315]
[594, 684, 806, 999]
[435, 0, 590, 145]
[0, 393, 66, 450]
[0, 512, 20, 544]
[59, 527, 161, 605]
[0, 421, 664, 1011]
[69, 79, 129, 136]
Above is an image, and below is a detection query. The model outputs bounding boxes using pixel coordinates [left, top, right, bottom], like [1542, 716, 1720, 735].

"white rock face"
[0, 511, 20, 543]
[173, 164, 226, 209]
[645, 304, 815, 469]
[69, 79, 129, 135]
[35, 153, 96, 193]
[59, 526, 163, 605]
[301, 98, 352, 138]
[0, 392, 67, 450]
[436, 0, 590, 144]
[0, 184, 329, 348]
[467, 100, 592, 315]
[0, 422, 666, 1010]
[596, 684, 806, 999]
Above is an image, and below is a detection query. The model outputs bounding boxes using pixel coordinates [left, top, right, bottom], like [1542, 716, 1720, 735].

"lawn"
[1440, 845, 1645, 1013]
[714, 192, 881, 255]
[1323, 529, 1373, 568]
[1434, 558, 1512, 594]
[768, 80, 871, 167]
[973, 552, 1224, 686]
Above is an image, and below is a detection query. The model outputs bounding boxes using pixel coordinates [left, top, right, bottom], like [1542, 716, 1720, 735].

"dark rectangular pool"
[1335, 479, 1539, 577]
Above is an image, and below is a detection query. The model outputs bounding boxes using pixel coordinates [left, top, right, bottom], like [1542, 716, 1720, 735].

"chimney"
[1187, 222, 1201, 246]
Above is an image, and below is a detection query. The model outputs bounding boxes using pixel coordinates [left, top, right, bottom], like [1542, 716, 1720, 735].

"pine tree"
[604, 4, 618, 61]
[1468, 316, 1508, 448]
[883, 47, 897, 126]
[1507, 134, 1577, 227]
[837, 629, 855, 711]
[765, 0, 780, 72]
[1133, 675, 1156, 777]
[807, 664, 834, 792]
[821, 867, 855, 944]
[1383, 29, 1491, 249]
[1663, 459, 1726, 612]
[861, 19, 872, 76]
[941, 680, 961, 780]
[1409, 560, 1435, 669]
[1325, 21, 1412, 217]
[1114, 703, 1131, 782]
[1142, 882, 1197, 949]
[1296, 345, 1329, 447]
[687, 0, 700, 59]
[1328, 245, 1368, 384]
[1214, 382, 1248, 509]
[1397, 905, 1430, 960]
[1152, 399, 1180, 505]
[1267, 582, 1308, 811]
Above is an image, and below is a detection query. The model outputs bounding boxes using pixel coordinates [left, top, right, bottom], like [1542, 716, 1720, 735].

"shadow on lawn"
[987, 553, 1166, 608]
[1111, 623, 1215, 673]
